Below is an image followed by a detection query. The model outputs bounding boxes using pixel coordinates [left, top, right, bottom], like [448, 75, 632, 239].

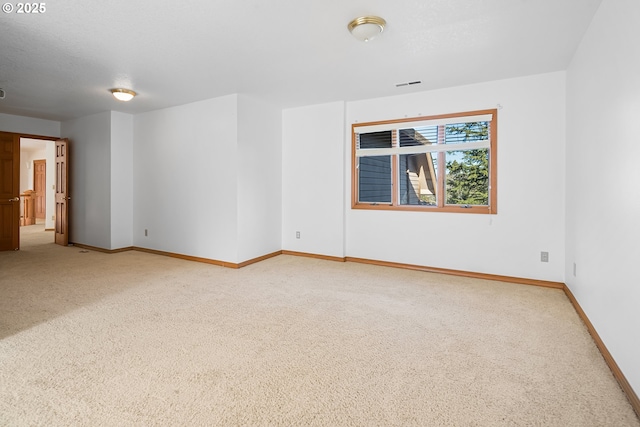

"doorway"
[0, 131, 65, 251]
[20, 138, 56, 230]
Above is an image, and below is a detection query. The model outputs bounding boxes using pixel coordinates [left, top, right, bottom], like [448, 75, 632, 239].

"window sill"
[352, 203, 496, 214]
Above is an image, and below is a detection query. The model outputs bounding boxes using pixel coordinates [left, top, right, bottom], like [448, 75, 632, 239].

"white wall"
[61, 111, 112, 248]
[133, 96, 239, 263]
[236, 95, 282, 262]
[282, 102, 346, 258]
[19, 148, 46, 193]
[0, 113, 60, 137]
[344, 73, 566, 282]
[110, 112, 134, 249]
[566, 0, 640, 397]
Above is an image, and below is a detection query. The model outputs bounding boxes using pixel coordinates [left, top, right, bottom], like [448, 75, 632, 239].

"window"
[352, 109, 497, 214]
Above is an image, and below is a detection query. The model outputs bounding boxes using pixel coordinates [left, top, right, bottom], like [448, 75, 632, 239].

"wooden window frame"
[351, 109, 498, 214]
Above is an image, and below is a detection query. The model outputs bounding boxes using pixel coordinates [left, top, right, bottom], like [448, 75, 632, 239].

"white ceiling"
[0, 0, 602, 122]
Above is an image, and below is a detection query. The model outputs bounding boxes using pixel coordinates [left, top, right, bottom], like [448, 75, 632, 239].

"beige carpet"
[1, 225, 638, 426]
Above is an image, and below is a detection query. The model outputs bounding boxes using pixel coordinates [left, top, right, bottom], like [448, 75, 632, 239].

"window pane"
[445, 122, 489, 145]
[352, 109, 497, 213]
[445, 148, 489, 206]
[359, 130, 392, 149]
[399, 127, 438, 147]
[399, 153, 437, 205]
[358, 156, 392, 203]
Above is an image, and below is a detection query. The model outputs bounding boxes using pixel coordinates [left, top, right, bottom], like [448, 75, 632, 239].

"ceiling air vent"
[395, 81, 422, 88]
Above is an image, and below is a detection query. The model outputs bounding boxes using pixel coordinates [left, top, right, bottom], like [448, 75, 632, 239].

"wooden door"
[34, 159, 46, 219]
[0, 132, 20, 251]
[55, 139, 69, 246]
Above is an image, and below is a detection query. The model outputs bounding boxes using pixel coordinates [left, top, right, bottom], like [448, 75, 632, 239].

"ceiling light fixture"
[110, 88, 137, 102]
[348, 16, 386, 42]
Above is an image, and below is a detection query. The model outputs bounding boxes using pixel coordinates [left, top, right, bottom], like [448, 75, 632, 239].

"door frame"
[1, 131, 63, 250]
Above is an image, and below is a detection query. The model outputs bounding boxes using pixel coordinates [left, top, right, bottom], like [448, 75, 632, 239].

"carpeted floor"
[1, 224, 638, 426]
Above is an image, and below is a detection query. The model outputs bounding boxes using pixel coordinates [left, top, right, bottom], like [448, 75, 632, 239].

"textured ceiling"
[0, 0, 602, 122]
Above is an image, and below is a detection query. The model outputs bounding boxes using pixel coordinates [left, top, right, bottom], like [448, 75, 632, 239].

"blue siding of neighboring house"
[358, 131, 392, 203]
[359, 156, 392, 203]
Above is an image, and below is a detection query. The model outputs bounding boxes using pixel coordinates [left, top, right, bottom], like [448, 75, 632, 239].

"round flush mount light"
[110, 88, 137, 102]
[347, 16, 386, 42]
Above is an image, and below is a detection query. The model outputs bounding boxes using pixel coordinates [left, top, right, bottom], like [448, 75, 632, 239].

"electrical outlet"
[296, 231, 300, 239]
[541, 251, 549, 262]
[573, 262, 577, 277]
[144, 229, 148, 237]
